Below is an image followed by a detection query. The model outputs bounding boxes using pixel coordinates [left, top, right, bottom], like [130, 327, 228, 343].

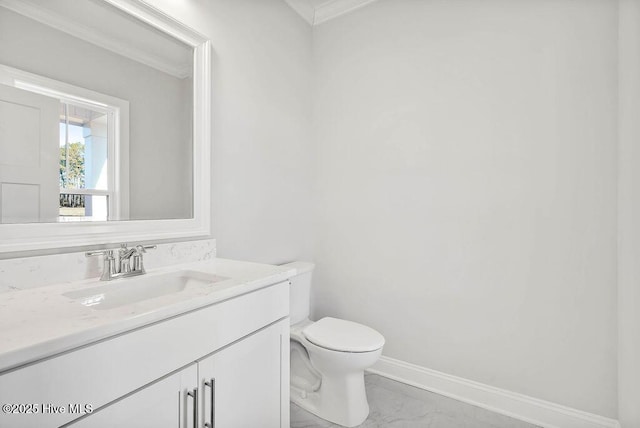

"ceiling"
[284, 0, 379, 26]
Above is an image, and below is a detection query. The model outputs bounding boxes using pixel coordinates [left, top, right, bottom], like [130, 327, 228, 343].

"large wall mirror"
[0, 0, 211, 253]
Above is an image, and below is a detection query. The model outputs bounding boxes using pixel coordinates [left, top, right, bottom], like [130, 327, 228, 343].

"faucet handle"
[132, 245, 156, 273]
[86, 249, 114, 258]
[86, 250, 116, 281]
[135, 244, 157, 253]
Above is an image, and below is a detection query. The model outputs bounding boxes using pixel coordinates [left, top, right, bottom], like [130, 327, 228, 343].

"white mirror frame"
[0, 0, 211, 253]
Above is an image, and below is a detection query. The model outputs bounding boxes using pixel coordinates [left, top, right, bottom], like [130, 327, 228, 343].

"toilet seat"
[302, 317, 385, 353]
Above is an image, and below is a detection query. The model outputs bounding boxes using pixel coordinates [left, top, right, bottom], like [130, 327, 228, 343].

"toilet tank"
[281, 261, 315, 325]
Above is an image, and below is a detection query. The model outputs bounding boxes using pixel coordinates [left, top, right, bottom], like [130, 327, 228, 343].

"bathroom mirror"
[0, 0, 211, 252]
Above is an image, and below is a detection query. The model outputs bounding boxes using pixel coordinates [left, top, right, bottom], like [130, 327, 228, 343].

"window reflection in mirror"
[59, 103, 112, 222]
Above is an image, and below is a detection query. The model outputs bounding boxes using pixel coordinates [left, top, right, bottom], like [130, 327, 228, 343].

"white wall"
[144, 0, 314, 263]
[618, 0, 640, 426]
[312, 0, 618, 418]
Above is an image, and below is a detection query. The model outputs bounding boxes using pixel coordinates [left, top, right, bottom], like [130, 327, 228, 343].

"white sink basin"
[63, 270, 228, 310]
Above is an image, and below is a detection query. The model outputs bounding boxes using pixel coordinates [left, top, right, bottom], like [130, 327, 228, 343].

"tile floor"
[290, 373, 540, 428]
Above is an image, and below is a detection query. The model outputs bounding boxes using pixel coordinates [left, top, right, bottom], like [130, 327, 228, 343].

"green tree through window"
[59, 141, 85, 189]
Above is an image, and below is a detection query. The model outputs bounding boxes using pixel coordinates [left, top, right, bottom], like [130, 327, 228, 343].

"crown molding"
[0, 0, 191, 79]
[314, 0, 379, 25]
[284, 0, 315, 25]
[284, 0, 380, 26]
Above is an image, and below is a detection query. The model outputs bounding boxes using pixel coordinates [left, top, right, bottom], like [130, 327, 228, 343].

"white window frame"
[0, 65, 131, 222]
[57, 98, 124, 221]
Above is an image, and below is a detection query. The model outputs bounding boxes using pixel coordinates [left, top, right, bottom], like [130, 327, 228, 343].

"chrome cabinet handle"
[187, 388, 198, 428]
[204, 378, 215, 428]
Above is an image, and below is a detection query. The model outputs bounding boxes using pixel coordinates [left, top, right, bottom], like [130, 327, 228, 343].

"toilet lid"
[302, 317, 385, 353]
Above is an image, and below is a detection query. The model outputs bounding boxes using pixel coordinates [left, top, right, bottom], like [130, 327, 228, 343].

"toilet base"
[289, 318, 384, 428]
[291, 370, 370, 427]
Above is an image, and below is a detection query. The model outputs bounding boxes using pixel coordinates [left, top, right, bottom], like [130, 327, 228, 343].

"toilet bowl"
[283, 262, 385, 428]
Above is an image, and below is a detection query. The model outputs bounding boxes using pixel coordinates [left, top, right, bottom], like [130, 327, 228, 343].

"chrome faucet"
[86, 243, 157, 281]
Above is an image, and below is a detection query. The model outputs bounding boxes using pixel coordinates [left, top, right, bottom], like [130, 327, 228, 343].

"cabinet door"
[198, 319, 289, 428]
[65, 363, 198, 428]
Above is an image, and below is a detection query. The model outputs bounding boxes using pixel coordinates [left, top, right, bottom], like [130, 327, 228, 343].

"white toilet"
[283, 262, 385, 427]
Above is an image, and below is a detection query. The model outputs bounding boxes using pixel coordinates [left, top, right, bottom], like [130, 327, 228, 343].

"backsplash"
[0, 239, 216, 293]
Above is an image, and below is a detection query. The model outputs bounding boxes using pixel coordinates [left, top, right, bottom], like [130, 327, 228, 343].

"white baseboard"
[368, 356, 620, 428]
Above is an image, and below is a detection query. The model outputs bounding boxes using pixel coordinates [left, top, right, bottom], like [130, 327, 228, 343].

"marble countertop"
[0, 258, 295, 373]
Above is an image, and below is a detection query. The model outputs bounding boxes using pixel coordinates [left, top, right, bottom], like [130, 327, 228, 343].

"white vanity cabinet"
[66, 364, 199, 428]
[198, 320, 289, 428]
[66, 320, 289, 428]
[0, 281, 290, 428]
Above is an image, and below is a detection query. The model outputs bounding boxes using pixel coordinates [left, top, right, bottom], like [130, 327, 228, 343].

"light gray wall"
[145, 0, 314, 264]
[312, 0, 618, 418]
[0, 7, 192, 220]
[618, 0, 640, 426]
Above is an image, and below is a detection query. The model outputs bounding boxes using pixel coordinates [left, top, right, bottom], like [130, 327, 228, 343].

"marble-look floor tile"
[291, 373, 540, 428]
